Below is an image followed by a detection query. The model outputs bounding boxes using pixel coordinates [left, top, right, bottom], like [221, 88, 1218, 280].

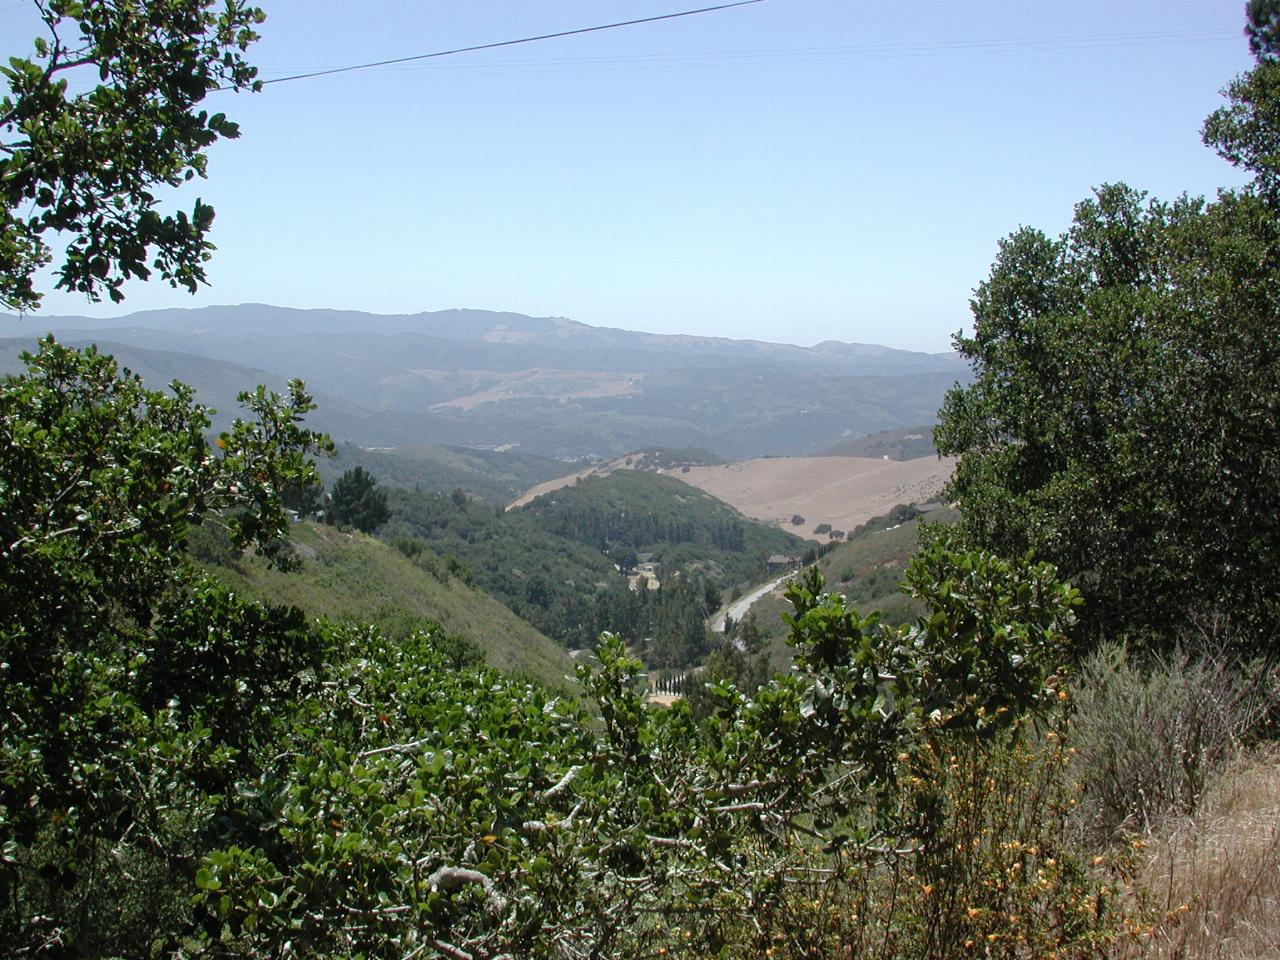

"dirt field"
[665, 456, 955, 538]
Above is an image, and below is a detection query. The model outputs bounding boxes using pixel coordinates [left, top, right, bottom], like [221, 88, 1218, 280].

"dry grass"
[506, 453, 635, 509]
[666, 455, 955, 536]
[1120, 745, 1280, 960]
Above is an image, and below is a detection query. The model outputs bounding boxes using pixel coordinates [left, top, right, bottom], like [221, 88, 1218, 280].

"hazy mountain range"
[1, 304, 968, 459]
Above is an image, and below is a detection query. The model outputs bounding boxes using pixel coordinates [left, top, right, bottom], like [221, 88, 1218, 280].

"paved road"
[710, 573, 793, 633]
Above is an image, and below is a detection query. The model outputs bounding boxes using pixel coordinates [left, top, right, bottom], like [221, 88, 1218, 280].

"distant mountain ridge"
[14, 304, 961, 372]
[1, 305, 969, 459]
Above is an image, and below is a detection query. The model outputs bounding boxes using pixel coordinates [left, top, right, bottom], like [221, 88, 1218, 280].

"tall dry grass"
[1118, 745, 1280, 960]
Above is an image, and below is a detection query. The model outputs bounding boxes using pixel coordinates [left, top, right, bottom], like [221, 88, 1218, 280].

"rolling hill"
[517, 469, 810, 587]
[510, 451, 954, 542]
[199, 520, 576, 689]
[820, 425, 939, 460]
[379, 469, 812, 655]
[320, 441, 569, 503]
[3, 304, 969, 459]
[0, 335, 427, 445]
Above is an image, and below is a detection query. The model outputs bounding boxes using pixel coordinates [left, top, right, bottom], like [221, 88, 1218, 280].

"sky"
[3, 0, 1258, 351]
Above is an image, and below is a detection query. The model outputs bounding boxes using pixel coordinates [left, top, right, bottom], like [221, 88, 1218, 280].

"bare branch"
[543, 764, 582, 800]
[427, 940, 473, 960]
[708, 801, 767, 815]
[422, 866, 508, 914]
[358, 738, 431, 759]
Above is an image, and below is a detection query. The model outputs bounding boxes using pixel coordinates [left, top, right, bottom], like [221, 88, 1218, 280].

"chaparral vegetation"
[2, 2, 1278, 959]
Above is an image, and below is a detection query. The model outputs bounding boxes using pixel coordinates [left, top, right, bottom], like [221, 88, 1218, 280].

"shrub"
[712, 712, 1143, 960]
[392, 535, 424, 559]
[1068, 641, 1277, 841]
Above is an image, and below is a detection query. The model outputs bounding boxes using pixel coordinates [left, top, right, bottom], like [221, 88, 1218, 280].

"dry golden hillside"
[663, 455, 954, 538]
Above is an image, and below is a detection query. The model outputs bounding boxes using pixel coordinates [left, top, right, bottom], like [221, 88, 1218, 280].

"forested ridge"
[319, 441, 570, 504]
[3, 2, 1280, 958]
[378, 471, 807, 664]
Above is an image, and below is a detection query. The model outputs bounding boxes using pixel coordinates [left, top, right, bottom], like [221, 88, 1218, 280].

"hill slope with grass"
[820, 425, 939, 460]
[739, 504, 957, 668]
[195, 520, 575, 689]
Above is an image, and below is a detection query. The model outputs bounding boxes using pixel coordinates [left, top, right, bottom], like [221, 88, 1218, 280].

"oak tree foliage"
[935, 18, 1280, 654]
[0, 338, 332, 953]
[1, 0, 265, 312]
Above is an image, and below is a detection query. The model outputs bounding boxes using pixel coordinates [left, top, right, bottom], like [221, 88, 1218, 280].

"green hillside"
[380, 488, 620, 649]
[820, 425, 939, 460]
[519, 469, 809, 586]
[319, 440, 568, 502]
[376, 471, 812, 665]
[744, 504, 957, 668]
[199, 520, 575, 690]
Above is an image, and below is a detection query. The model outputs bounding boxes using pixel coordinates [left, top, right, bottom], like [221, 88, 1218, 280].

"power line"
[263, 28, 1237, 79]
[246, 26, 1240, 86]
[251, 0, 765, 88]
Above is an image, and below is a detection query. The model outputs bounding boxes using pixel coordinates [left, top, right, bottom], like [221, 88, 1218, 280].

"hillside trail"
[710, 573, 793, 635]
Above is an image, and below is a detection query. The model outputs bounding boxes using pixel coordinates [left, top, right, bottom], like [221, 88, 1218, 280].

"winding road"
[710, 573, 793, 634]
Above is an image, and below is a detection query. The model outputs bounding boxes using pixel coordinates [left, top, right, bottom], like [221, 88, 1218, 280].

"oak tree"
[1, 0, 265, 312]
[936, 17, 1280, 654]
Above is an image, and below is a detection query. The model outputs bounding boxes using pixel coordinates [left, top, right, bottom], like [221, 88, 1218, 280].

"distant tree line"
[536, 501, 747, 554]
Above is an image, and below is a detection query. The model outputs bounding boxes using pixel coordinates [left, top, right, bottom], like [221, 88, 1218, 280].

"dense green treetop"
[326, 465, 391, 533]
[1, 0, 265, 312]
[521, 470, 807, 577]
[0, 338, 333, 952]
[936, 25, 1280, 654]
[1246, 0, 1280, 60]
[1, 336, 329, 638]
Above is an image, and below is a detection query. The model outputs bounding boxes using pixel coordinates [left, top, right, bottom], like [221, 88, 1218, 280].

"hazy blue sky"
[5, 1, 1257, 350]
